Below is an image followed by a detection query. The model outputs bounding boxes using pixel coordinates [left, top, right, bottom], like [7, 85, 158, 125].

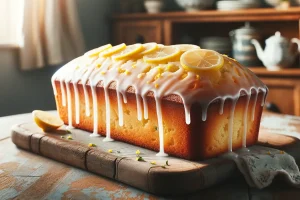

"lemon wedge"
[143, 46, 181, 64]
[84, 44, 112, 58]
[32, 110, 64, 132]
[100, 43, 126, 57]
[180, 49, 224, 72]
[112, 43, 144, 61]
[171, 44, 200, 52]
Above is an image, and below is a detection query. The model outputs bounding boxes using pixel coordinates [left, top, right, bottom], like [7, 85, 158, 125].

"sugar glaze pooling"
[51, 43, 268, 157]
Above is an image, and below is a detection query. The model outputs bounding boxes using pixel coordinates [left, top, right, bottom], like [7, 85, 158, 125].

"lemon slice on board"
[143, 46, 181, 64]
[100, 43, 126, 57]
[171, 44, 200, 52]
[180, 49, 224, 72]
[112, 43, 144, 61]
[32, 110, 64, 132]
[84, 44, 112, 58]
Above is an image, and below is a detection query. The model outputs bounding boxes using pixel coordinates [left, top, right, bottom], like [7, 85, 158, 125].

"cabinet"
[251, 68, 300, 115]
[113, 20, 162, 44]
[113, 8, 300, 116]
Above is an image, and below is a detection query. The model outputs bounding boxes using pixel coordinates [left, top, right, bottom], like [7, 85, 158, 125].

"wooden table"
[1, 111, 300, 200]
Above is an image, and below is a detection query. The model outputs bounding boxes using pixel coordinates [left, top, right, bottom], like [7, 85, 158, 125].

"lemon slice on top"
[33, 110, 64, 132]
[84, 44, 112, 58]
[140, 43, 159, 55]
[180, 49, 224, 72]
[171, 44, 200, 52]
[143, 46, 181, 64]
[112, 43, 144, 61]
[100, 43, 126, 57]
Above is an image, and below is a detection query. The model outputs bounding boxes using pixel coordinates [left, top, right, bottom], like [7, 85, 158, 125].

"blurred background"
[1, 0, 300, 117]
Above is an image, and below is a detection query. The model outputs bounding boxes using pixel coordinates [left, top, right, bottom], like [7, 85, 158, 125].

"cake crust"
[55, 81, 263, 160]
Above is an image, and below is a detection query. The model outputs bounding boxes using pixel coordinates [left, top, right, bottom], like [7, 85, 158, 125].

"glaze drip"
[228, 98, 237, 152]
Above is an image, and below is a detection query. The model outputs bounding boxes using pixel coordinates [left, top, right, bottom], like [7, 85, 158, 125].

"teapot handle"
[291, 38, 300, 52]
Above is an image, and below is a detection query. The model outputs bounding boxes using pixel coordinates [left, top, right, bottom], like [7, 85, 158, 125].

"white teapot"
[251, 32, 298, 71]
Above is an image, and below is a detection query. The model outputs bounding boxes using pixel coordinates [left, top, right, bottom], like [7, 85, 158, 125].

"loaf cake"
[51, 43, 268, 160]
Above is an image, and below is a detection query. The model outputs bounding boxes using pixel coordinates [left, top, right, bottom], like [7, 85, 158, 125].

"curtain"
[19, 0, 85, 70]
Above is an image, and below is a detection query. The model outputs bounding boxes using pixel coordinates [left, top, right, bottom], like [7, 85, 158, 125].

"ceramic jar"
[144, 0, 164, 13]
[229, 22, 262, 67]
[175, 0, 215, 12]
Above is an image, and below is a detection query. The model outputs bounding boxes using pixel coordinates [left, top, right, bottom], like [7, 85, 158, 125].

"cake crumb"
[108, 149, 113, 153]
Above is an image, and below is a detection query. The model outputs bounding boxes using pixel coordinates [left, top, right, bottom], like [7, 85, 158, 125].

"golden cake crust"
[55, 81, 263, 160]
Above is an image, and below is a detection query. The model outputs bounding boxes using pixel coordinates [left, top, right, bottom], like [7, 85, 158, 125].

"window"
[0, 0, 23, 45]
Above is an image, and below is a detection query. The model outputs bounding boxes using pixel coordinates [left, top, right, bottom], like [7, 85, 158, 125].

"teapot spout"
[251, 39, 264, 62]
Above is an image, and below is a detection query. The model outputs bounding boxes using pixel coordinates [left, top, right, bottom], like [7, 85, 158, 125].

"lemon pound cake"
[51, 43, 268, 160]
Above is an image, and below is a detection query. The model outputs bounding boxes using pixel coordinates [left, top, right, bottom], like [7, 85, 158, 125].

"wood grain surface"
[11, 123, 239, 195]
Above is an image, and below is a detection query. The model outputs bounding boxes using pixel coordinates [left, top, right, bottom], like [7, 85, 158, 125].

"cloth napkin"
[222, 145, 300, 189]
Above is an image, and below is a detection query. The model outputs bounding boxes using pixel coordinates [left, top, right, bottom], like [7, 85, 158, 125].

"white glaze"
[243, 93, 251, 147]
[228, 99, 237, 152]
[51, 45, 268, 157]
[65, 81, 73, 129]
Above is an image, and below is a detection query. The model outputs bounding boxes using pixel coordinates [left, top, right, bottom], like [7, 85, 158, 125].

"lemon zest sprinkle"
[150, 161, 156, 165]
[125, 69, 131, 75]
[280, 150, 284, 154]
[136, 150, 141, 155]
[88, 143, 96, 147]
[137, 73, 145, 79]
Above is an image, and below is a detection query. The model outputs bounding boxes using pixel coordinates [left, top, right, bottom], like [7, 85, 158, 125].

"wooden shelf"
[113, 8, 300, 22]
[249, 67, 300, 77]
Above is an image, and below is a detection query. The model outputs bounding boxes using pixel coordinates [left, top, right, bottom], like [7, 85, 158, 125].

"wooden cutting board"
[10, 113, 300, 195]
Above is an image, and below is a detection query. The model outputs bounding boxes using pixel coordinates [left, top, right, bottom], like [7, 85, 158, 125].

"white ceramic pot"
[175, 0, 215, 12]
[144, 0, 164, 13]
[264, 0, 282, 7]
[291, 0, 300, 6]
